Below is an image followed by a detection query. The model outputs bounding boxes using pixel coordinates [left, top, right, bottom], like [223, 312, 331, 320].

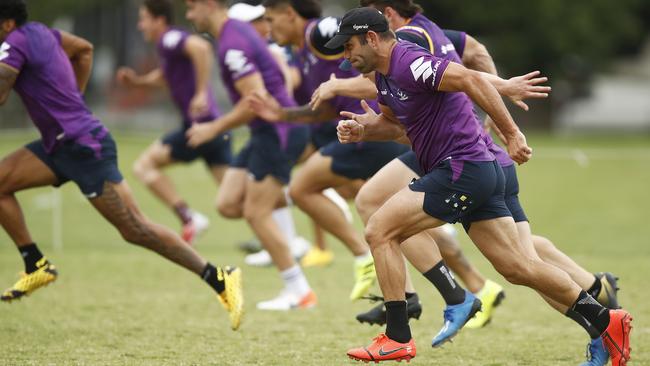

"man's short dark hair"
[359, 0, 422, 19]
[143, 0, 174, 24]
[0, 0, 28, 26]
[262, 0, 322, 20]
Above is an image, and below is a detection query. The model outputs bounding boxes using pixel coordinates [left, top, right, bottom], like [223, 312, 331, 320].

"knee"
[132, 156, 153, 183]
[288, 183, 308, 206]
[364, 215, 391, 251]
[118, 217, 153, 246]
[532, 235, 555, 259]
[494, 259, 534, 286]
[217, 200, 242, 219]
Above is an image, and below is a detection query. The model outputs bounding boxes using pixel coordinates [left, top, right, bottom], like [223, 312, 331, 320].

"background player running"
[116, 0, 232, 244]
[0, 0, 242, 330]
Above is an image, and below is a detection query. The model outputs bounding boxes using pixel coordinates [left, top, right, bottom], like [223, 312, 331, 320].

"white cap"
[228, 3, 266, 23]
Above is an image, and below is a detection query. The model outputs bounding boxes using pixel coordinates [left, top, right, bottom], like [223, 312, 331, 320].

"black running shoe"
[356, 294, 423, 326]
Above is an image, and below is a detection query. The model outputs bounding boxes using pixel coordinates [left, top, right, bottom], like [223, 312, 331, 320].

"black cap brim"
[325, 33, 352, 50]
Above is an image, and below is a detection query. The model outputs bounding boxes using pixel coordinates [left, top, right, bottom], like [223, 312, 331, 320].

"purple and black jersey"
[157, 28, 219, 126]
[216, 19, 296, 144]
[376, 41, 494, 173]
[396, 14, 513, 168]
[295, 17, 378, 115]
[0, 22, 103, 153]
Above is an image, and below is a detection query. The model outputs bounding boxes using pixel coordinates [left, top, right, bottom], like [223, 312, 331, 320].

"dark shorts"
[25, 127, 124, 198]
[162, 127, 232, 166]
[231, 125, 309, 184]
[409, 159, 511, 232]
[502, 164, 528, 223]
[310, 122, 338, 150]
[397, 150, 425, 177]
[320, 141, 410, 181]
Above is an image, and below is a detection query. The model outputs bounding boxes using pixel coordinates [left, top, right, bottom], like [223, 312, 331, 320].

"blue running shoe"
[431, 291, 482, 347]
[579, 338, 609, 366]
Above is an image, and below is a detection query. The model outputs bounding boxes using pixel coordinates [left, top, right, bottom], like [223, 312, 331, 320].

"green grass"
[0, 131, 649, 365]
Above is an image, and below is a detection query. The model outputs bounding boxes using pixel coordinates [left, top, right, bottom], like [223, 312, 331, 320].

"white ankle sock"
[281, 265, 311, 297]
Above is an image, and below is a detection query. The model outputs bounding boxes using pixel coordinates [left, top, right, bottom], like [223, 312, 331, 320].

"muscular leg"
[243, 176, 294, 271]
[0, 148, 59, 247]
[132, 141, 182, 208]
[533, 234, 596, 290]
[216, 168, 247, 219]
[209, 164, 228, 186]
[428, 228, 485, 293]
[289, 152, 367, 256]
[89, 181, 207, 274]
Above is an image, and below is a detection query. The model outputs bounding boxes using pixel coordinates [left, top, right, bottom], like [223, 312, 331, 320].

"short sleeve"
[50, 29, 63, 45]
[405, 52, 450, 93]
[223, 46, 260, 82]
[161, 30, 188, 56]
[443, 30, 467, 58]
[0, 31, 28, 72]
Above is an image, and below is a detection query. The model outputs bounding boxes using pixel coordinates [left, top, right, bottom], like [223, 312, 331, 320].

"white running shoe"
[256, 289, 317, 311]
[244, 237, 311, 267]
[323, 188, 353, 223]
[181, 211, 210, 245]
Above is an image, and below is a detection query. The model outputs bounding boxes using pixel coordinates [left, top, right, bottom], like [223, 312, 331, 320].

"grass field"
[0, 131, 649, 365]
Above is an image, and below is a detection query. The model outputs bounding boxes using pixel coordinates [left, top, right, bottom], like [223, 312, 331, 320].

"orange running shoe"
[601, 309, 633, 366]
[347, 334, 416, 363]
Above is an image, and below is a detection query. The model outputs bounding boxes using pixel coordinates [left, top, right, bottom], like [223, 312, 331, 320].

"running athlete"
[331, 8, 632, 364]
[184, 0, 316, 311]
[254, 0, 410, 302]
[0, 0, 242, 330]
[116, 0, 231, 244]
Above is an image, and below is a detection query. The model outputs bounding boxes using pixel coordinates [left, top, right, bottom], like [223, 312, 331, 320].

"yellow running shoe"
[1, 258, 58, 302]
[350, 255, 377, 301]
[217, 266, 244, 331]
[300, 247, 334, 267]
[464, 279, 505, 329]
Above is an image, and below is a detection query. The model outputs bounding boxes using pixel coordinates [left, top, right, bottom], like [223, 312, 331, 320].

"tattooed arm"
[0, 63, 18, 105]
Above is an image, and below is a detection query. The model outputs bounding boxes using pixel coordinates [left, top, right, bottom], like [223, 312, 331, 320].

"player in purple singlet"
[116, 0, 232, 245]
[0, 0, 242, 331]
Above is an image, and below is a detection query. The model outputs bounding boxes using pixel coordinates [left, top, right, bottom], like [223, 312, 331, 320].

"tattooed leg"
[89, 181, 207, 274]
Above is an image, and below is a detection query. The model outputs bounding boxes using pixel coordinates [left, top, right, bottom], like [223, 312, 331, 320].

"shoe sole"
[226, 269, 244, 331]
[432, 299, 482, 348]
[348, 354, 414, 363]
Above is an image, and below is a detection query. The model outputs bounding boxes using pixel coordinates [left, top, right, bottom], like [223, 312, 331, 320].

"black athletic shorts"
[409, 159, 512, 231]
[230, 124, 309, 184]
[26, 127, 124, 198]
[161, 126, 232, 166]
[320, 141, 410, 181]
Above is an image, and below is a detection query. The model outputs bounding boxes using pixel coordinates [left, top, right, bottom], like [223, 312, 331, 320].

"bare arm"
[116, 67, 166, 88]
[462, 35, 497, 75]
[249, 92, 338, 124]
[310, 73, 377, 110]
[59, 30, 93, 94]
[0, 63, 18, 105]
[438, 62, 532, 164]
[183, 35, 214, 120]
[186, 72, 263, 147]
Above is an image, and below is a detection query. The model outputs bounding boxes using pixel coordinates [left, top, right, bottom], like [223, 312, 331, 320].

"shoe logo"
[378, 345, 409, 356]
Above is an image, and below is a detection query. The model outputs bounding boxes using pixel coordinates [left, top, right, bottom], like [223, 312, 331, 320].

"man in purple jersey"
[116, 0, 232, 245]
[0, 0, 243, 331]
[255, 0, 412, 301]
[183, 0, 317, 311]
[320, 2, 621, 364]
[329, 8, 632, 364]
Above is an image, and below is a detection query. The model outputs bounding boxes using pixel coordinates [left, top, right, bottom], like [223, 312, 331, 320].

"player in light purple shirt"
[116, 0, 231, 245]
[0, 0, 243, 330]
[184, 0, 317, 311]
[329, 7, 631, 364]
